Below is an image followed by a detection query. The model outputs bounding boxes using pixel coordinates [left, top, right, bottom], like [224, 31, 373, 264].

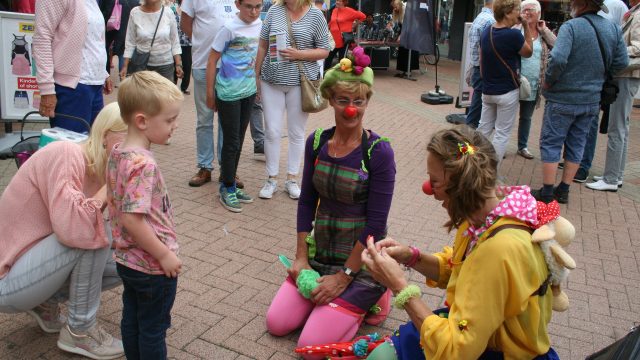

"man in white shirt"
[181, 0, 235, 187]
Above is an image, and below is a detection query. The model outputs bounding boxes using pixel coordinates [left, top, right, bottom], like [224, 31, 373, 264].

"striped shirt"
[259, 4, 330, 86]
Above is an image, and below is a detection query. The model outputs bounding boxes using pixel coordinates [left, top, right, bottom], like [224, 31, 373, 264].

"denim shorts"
[539, 101, 600, 163]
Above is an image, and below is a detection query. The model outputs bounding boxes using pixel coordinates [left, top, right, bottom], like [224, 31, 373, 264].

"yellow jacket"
[420, 217, 553, 360]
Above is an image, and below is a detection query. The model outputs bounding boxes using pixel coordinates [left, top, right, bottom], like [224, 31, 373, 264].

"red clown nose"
[343, 105, 358, 118]
[422, 180, 434, 195]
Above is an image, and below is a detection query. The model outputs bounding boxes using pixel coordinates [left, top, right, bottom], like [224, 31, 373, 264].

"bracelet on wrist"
[176, 64, 183, 68]
[393, 284, 421, 309]
[404, 246, 420, 268]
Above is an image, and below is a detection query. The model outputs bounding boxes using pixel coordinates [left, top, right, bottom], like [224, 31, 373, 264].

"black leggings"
[175, 45, 192, 91]
[217, 94, 256, 186]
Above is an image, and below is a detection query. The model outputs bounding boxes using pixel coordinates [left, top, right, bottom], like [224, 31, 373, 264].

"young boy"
[108, 71, 184, 359]
[205, 0, 263, 212]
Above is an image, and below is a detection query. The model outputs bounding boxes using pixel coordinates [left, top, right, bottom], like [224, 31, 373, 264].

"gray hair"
[484, 0, 493, 4]
[521, 0, 541, 13]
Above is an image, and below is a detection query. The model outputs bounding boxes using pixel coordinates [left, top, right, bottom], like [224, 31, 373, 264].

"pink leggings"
[266, 278, 363, 360]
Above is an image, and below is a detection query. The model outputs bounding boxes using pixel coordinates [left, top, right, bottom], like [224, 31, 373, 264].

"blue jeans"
[51, 83, 104, 133]
[540, 101, 600, 163]
[250, 99, 265, 153]
[518, 100, 536, 150]
[192, 68, 223, 170]
[117, 264, 177, 360]
[466, 66, 483, 128]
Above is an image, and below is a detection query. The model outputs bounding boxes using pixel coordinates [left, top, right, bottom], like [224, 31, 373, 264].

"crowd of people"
[0, 0, 638, 359]
[468, 0, 634, 206]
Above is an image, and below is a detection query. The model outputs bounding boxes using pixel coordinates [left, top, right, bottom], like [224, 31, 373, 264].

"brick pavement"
[1, 59, 639, 359]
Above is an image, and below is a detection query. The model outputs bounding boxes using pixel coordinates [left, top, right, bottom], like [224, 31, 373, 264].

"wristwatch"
[342, 266, 357, 278]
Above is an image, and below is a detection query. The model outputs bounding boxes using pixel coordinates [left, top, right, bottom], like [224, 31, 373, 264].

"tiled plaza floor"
[1, 58, 639, 359]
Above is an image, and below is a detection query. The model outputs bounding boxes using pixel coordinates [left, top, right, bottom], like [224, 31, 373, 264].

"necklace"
[330, 134, 361, 158]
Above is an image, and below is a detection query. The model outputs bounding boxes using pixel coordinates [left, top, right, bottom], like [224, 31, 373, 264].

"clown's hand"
[362, 237, 408, 294]
[374, 238, 412, 264]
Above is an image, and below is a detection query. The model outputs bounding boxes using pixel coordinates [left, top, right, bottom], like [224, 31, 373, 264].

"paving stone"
[223, 335, 276, 359]
[184, 339, 238, 359]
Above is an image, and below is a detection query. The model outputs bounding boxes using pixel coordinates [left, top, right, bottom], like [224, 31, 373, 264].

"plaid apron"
[307, 158, 386, 313]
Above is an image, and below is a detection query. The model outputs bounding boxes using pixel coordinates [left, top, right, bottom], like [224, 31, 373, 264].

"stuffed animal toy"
[532, 201, 577, 312]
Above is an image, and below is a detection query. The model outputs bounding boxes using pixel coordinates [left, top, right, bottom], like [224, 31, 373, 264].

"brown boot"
[188, 168, 211, 187]
[218, 175, 244, 189]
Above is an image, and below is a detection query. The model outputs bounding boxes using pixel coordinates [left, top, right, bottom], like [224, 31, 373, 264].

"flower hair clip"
[457, 142, 476, 157]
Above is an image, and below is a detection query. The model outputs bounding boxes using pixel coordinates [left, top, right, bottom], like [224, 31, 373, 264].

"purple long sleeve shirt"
[297, 129, 396, 245]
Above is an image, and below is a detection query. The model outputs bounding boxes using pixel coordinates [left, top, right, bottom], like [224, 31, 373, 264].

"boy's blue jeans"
[117, 263, 177, 360]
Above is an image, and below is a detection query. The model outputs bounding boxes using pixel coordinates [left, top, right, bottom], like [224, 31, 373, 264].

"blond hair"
[274, 0, 313, 9]
[493, 0, 521, 21]
[321, 81, 373, 100]
[84, 102, 128, 182]
[118, 71, 184, 124]
[391, 0, 405, 24]
[426, 127, 498, 232]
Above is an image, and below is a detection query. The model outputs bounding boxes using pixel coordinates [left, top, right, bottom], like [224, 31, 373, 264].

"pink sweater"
[33, 0, 89, 95]
[0, 142, 108, 279]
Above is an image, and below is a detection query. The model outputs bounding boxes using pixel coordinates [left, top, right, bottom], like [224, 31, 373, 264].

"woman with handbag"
[33, 0, 114, 133]
[266, 52, 395, 358]
[477, 0, 532, 165]
[119, 0, 183, 81]
[515, 0, 556, 160]
[324, 0, 365, 70]
[255, 0, 331, 201]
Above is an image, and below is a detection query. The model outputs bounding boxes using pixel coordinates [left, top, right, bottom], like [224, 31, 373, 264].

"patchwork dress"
[298, 128, 396, 314]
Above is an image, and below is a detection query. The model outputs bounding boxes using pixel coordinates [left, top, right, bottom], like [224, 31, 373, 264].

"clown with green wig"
[265, 46, 396, 359]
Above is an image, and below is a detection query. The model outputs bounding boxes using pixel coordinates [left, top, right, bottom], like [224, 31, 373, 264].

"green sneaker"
[235, 188, 254, 204]
[220, 186, 242, 213]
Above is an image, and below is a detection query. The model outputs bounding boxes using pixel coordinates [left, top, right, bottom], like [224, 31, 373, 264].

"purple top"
[297, 129, 396, 245]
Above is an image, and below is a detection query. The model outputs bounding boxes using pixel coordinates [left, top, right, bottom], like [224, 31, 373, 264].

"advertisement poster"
[457, 22, 473, 108]
[0, 11, 46, 121]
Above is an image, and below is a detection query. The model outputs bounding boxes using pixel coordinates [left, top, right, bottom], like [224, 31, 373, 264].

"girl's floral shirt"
[107, 145, 178, 275]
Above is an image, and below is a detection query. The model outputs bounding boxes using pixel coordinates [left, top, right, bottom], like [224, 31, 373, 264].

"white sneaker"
[27, 302, 66, 333]
[586, 179, 618, 192]
[57, 323, 124, 360]
[592, 175, 623, 187]
[284, 179, 301, 199]
[259, 179, 278, 199]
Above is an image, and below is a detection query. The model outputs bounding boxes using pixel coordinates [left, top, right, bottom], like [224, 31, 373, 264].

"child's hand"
[206, 93, 217, 111]
[158, 251, 182, 278]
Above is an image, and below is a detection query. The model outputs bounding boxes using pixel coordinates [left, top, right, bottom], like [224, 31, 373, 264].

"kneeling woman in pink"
[266, 48, 396, 358]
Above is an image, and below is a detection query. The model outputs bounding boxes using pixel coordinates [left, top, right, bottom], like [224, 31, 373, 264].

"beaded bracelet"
[404, 246, 421, 268]
[393, 284, 421, 309]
